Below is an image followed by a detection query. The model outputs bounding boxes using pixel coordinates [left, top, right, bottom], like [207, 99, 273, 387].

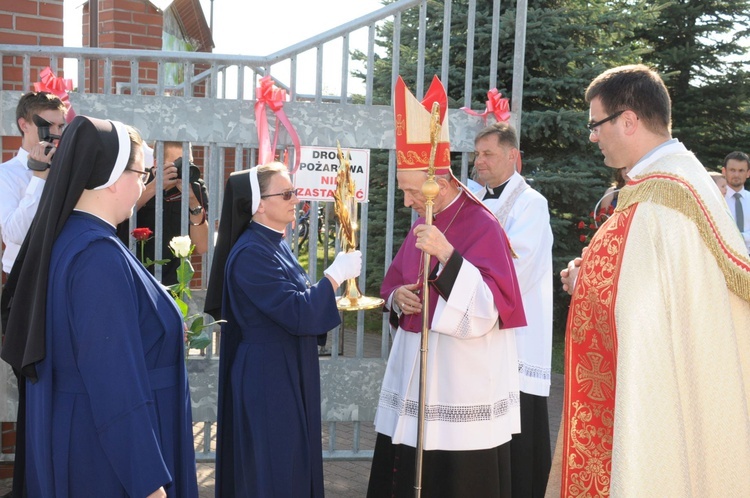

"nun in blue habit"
[1, 116, 198, 498]
[204, 162, 362, 497]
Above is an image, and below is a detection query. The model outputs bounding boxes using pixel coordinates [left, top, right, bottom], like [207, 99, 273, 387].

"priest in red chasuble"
[553, 65, 750, 496]
[366, 76, 526, 498]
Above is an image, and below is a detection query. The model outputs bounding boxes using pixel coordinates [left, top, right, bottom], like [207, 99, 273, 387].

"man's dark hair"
[722, 151, 750, 169]
[585, 64, 671, 136]
[15, 91, 66, 136]
[474, 121, 519, 149]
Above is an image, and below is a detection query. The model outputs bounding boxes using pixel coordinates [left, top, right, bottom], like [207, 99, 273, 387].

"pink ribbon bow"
[255, 76, 302, 173]
[33, 67, 77, 123]
[461, 88, 510, 123]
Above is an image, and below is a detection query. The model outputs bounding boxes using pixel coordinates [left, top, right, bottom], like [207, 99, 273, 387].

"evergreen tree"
[356, 0, 658, 333]
[510, 0, 658, 331]
[631, 0, 750, 169]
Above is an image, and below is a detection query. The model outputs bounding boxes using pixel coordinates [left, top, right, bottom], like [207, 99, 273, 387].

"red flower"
[578, 221, 585, 229]
[132, 227, 153, 242]
[579, 235, 587, 242]
[589, 223, 596, 230]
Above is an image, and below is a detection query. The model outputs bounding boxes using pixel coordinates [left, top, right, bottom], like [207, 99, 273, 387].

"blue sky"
[63, 0, 385, 94]
[64, 0, 383, 53]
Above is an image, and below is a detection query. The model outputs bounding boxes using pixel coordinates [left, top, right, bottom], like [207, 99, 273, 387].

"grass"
[552, 331, 565, 375]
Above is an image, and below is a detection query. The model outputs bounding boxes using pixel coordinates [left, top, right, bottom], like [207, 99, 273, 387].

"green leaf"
[175, 259, 194, 286]
[188, 331, 211, 350]
[189, 316, 205, 333]
[174, 297, 188, 319]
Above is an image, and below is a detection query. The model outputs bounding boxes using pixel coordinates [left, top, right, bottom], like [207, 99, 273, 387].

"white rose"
[169, 236, 193, 258]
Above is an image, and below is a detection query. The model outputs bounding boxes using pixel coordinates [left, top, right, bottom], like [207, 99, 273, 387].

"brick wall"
[82, 0, 162, 94]
[190, 145, 206, 286]
[1, 0, 64, 162]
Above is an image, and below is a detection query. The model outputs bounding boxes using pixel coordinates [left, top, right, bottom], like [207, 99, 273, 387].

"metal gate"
[0, 0, 528, 461]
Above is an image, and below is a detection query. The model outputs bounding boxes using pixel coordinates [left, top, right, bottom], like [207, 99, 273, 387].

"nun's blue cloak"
[216, 222, 340, 497]
[25, 212, 198, 497]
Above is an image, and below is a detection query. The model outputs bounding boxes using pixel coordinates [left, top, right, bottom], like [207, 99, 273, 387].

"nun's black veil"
[1, 116, 127, 381]
[204, 169, 256, 321]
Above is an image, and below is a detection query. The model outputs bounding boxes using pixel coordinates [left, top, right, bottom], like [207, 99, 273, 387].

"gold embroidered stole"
[561, 205, 636, 497]
[618, 173, 750, 301]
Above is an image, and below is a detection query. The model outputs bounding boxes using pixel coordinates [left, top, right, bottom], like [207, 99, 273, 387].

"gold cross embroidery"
[576, 352, 614, 402]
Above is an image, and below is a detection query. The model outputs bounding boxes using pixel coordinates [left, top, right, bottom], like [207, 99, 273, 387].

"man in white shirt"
[722, 151, 750, 253]
[0, 91, 67, 275]
[473, 122, 554, 497]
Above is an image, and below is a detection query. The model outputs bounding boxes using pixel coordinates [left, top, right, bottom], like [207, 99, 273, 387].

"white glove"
[324, 250, 362, 286]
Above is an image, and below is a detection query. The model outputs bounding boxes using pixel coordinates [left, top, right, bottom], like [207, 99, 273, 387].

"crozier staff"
[1, 116, 198, 498]
[204, 162, 361, 497]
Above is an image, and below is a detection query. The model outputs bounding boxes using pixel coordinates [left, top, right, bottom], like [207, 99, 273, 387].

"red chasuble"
[560, 204, 636, 497]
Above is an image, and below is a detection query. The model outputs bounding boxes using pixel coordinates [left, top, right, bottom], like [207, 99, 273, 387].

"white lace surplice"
[374, 260, 520, 451]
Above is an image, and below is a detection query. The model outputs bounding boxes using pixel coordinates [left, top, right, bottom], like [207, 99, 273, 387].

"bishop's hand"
[413, 224, 453, 265]
[394, 283, 422, 315]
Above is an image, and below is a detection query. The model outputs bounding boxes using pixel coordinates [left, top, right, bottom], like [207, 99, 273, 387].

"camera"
[169, 157, 205, 203]
[27, 114, 61, 172]
[173, 157, 201, 183]
[33, 114, 61, 156]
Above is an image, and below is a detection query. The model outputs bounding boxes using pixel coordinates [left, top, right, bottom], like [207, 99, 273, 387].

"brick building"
[82, 0, 213, 93]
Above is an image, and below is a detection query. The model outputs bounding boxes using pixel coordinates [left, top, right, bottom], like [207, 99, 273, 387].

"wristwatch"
[189, 205, 203, 216]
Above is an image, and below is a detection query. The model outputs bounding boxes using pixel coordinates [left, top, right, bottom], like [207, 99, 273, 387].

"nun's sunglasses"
[261, 189, 297, 201]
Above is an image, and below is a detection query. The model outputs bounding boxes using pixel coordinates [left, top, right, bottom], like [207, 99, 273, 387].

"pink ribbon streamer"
[33, 67, 77, 123]
[461, 88, 510, 123]
[255, 76, 301, 173]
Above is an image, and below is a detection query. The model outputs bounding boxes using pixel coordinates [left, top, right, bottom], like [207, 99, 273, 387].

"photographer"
[0, 92, 66, 277]
[117, 141, 208, 285]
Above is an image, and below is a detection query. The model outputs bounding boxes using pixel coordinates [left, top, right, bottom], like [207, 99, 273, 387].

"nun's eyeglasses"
[261, 189, 297, 201]
[126, 167, 151, 183]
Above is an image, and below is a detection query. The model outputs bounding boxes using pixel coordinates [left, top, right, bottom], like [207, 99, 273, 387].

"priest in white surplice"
[367, 76, 526, 498]
[474, 122, 554, 497]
